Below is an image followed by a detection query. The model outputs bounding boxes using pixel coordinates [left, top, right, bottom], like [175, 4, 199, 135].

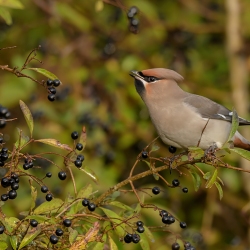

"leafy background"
[0, 0, 250, 249]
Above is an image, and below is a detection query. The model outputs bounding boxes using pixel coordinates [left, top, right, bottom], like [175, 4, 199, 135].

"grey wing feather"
[183, 94, 250, 126]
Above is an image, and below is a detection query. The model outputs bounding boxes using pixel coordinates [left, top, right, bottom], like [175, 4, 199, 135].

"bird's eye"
[146, 76, 157, 82]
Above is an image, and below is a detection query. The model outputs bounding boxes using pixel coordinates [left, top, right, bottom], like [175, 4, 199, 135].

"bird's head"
[130, 68, 184, 98]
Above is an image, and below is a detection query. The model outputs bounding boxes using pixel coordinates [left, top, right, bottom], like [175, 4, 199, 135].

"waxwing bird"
[130, 68, 250, 151]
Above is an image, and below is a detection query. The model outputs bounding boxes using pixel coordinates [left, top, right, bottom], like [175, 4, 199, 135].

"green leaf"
[0, 0, 24, 9]
[91, 242, 105, 250]
[0, 217, 19, 233]
[144, 225, 155, 243]
[109, 201, 134, 211]
[19, 227, 41, 249]
[79, 166, 98, 183]
[99, 207, 124, 237]
[35, 138, 72, 151]
[19, 100, 34, 138]
[227, 109, 239, 143]
[203, 171, 211, 180]
[108, 235, 118, 250]
[0, 7, 12, 25]
[69, 228, 78, 245]
[9, 236, 18, 250]
[30, 185, 37, 211]
[0, 241, 8, 250]
[205, 169, 218, 188]
[25, 215, 54, 224]
[230, 147, 250, 161]
[139, 231, 151, 250]
[27, 68, 59, 80]
[15, 128, 29, 149]
[215, 181, 223, 200]
[150, 143, 160, 153]
[33, 198, 64, 214]
[188, 147, 204, 158]
[190, 170, 201, 191]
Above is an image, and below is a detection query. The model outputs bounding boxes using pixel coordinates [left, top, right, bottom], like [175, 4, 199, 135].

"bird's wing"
[183, 94, 250, 126]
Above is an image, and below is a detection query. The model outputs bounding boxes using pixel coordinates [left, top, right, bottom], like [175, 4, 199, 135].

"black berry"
[137, 226, 145, 233]
[169, 146, 177, 153]
[30, 219, 38, 227]
[0, 152, 8, 161]
[76, 143, 83, 151]
[28, 161, 34, 168]
[1, 148, 8, 153]
[76, 154, 84, 162]
[88, 203, 96, 212]
[184, 242, 192, 249]
[0, 161, 4, 167]
[162, 215, 175, 225]
[172, 179, 180, 187]
[141, 151, 148, 159]
[0, 225, 4, 234]
[74, 159, 82, 168]
[41, 186, 48, 193]
[50, 234, 58, 244]
[124, 233, 133, 243]
[53, 79, 61, 87]
[46, 172, 52, 178]
[172, 242, 180, 250]
[0, 107, 8, 116]
[71, 131, 78, 140]
[136, 221, 143, 227]
[46, 193, 53, 201]
[132, 234, 140, 243]
[82, 198, 89, 207]
[0, 120, 6, 128]
[159, 210, 168, 217]
[0, 137, 3, 143]
[180, 221, 187, 228]
[48, 94, 56, 102]
[1, 194, 8, 201]
[182, 187, 188, 193]
[5, 112, 11, 119]
[55, 228, 64, 236]
[58, 171, 67, 180]
[48, 87, 56, 94]
[11, 182, 19, 190]
[152, 186, 160, 195]
[23, 163, 30, 170]
[1, 177, 10, 188]
[47, 79, 53, 86]
[8, 190, 17, 199]
[63, 219, 71, 227]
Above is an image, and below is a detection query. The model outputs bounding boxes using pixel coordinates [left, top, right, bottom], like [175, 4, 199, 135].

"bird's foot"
[161, 152, 186, 174]
[204, 144, 218, 161]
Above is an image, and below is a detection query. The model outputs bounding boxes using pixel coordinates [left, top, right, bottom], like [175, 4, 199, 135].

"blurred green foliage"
[0, 0, 250, 249]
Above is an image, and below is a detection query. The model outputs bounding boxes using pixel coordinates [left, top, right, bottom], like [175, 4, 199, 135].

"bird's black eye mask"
[138, 71, 159, 83]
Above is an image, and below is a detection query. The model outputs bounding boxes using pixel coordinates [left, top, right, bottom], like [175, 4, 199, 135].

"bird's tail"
[233, 131, 250, 151]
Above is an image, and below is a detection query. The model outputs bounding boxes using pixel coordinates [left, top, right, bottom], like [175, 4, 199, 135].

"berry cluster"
[1, 173, 19, 201]
[124, 233, 140, 244]
[46, 79, 61, 102]
[0, 147, 8, 167]
[0, 105, 11, 128]
[127, 6, 139, 34]
[82, 198, 96, 212]
[23, 159, 34, 170]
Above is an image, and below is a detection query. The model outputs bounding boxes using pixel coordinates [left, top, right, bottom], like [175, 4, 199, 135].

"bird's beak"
[129, 70, 141, 79]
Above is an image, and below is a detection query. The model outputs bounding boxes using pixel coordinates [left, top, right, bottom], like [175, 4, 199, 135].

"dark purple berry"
[136, 221, 143, 227]
[76, 154, 84, 162]
[1, 148, 8, 153]
[0, 225, 4, 234]
[0, 120, 6, 128]
[63, 219, 71, 227]
[8, 190, 17, 199]
[172, 179, 180, 187]
[0, 152, 8, 161]
[1, 177, 9, 188]
[46, 79, 53, 86]
[0, 137, 3, 143]
[55, 228, 63, 236]
[5, 112, 11, 119]
[124, 233, 133, 243]
[30, 219, 38, 227]
[58, 171, 67, 180]
[53, 79, 61, 87]
[160, 210, 168, 217]
[46, 193, 53, 201]
[141, 151, 148, 159]
[172, 242, 180, 250]
[132, 234, 140, 243]
[182, 187, 188, 193]
[76, 143, 83, 151]
[41, 186, 48, 193]
[1, 194, 8, 201]
[162, 215, 175, 225]
[180, 221, 187, 228]
[50, 234, 58, 244]
[74, 159, 82, 168]
[46, 172, 52, 178]
[11, 182, 19, 190]
[82, 198, 89, 207]
[88, 203, 96, 212]
[152, 186, 160, 195]
[48, 87, 56, 95]
[137, 226, 144, 233]
[48, 94, 56, 102]
[0, 107, 8, 116]
[71, 131, 78, 140]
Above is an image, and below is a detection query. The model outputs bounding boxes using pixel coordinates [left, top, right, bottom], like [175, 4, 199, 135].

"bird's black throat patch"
[134, 78, 145, 96]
